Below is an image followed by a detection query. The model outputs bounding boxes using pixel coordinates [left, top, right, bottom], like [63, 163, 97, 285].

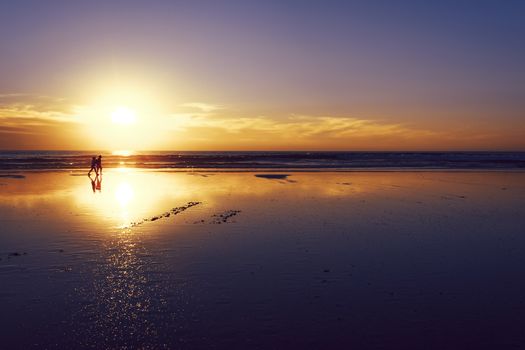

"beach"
[1, 170, 524, 349]
[2, 0, 525, 347]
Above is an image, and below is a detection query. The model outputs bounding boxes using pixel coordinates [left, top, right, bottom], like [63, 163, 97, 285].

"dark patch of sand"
[6, 252, 27, 260]
[129, 201, 201, 227]
[255, 174, 290, 180]
[211, 210, 241, 224]
[187, 173, 216, 177]
[0, 174, 26, 179]
[440, 194, 467, 200]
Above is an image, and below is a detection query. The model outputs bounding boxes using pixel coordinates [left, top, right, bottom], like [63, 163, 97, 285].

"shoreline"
[2, 167, 525, 174]
[1, 151, 523, 173]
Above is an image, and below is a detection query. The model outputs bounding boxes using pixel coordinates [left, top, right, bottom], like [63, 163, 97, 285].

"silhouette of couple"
[87, 155, 103, 193]
[88, 155, 103, 176]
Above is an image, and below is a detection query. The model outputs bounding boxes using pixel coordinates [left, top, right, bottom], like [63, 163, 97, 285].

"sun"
[81, 87, 171, 149]
[111, 106, 137, 125]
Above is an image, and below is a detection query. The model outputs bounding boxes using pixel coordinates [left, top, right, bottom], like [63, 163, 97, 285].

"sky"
[0, 0, 524, 151]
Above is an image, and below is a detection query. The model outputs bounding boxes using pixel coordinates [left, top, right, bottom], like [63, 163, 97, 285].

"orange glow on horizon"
[112, 150, 135, 157]
[0, 83, 524, 151]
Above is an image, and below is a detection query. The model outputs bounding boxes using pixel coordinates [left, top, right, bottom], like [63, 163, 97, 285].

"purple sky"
[0, 0, 524, 150]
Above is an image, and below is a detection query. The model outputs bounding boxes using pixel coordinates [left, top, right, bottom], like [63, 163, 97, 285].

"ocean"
[0, 151, 524, 170]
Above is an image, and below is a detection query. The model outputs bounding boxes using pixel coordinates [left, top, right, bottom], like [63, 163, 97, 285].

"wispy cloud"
[168, 113, 435, 139]
[0, 93, 28, 98]
[180, 102, 223, 113]
[165, 111, 523, 150]
[0, 95, 80, 125]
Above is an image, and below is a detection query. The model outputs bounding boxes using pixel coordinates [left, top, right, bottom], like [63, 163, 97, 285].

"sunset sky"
[0, 0, 524, 151]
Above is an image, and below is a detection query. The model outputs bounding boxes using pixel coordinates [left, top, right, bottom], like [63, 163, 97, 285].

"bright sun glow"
[112, 150, 134, 157]
[115, 182, 134, 207]
[80, 85, 172, 150]
[111, 106, 137, 125]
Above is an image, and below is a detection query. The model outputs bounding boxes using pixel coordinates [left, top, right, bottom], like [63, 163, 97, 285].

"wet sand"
[0, 170, 524, 349]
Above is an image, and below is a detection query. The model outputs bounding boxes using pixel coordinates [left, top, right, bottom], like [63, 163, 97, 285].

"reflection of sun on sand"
[0, 171, 370, 219]
[115, 182, 134, 206]
[78, 172, 189, 229]
[6, 170, 503, 232]
[73, 171, 361, 228]
[115, 182, 134, 228]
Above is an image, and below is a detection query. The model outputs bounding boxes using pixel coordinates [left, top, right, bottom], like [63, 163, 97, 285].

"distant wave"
[0, 151, 524, 170]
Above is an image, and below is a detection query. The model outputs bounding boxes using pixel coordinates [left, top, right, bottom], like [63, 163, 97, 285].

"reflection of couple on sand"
[87, 155, 103, 193]
[88, 173, 102, 193]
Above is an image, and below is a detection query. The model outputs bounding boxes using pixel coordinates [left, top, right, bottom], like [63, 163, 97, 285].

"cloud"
[0, 94, 80, 126]
[0, 93, 28, 98]
[168, 113, 435, 140]
[166, 111, 525, 150]
[0, 94, 85, 150]
[180, 102, 223, 113]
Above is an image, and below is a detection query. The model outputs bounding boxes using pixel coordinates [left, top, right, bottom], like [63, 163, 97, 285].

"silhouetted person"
[88, 156, 97, 175]
[96, 155, 103, 175]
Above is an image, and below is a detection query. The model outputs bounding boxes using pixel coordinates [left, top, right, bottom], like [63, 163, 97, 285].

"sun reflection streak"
[115, 182, 134, 207]
[83, 227, 164, 347]
[114, 182, 134, 228]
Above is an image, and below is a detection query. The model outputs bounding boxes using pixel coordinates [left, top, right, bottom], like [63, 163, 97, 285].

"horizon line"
[1, 149, 525, 153]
